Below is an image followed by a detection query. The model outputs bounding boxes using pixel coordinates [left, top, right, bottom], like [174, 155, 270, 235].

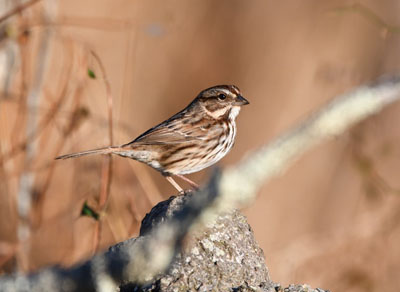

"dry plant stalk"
[0, 0, 42, 25]
[89, 50, 114, 253]
[0, 0, 157, 274]
[0, 0, 138, 272]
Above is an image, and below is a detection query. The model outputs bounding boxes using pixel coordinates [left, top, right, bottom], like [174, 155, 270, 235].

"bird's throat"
[229, 106, 241, 121]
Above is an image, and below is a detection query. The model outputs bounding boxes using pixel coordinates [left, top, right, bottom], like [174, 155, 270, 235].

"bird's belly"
[176, 145, 231, 174]
[171, 126, 236, 175]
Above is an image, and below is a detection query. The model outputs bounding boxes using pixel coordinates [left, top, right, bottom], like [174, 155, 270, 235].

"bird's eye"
[218, 93, 227, 100]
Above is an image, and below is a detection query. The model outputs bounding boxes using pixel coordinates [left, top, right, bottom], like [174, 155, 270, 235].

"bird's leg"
[165, 176, 185, 194]
[175, 174, 199, 190]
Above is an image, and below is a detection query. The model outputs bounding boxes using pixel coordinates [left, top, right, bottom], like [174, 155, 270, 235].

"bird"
[56, 85, 249, 193]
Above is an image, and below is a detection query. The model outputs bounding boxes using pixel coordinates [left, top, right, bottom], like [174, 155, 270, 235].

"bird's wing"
[133, 126, 197, 144]
[124, 111, 218, 146]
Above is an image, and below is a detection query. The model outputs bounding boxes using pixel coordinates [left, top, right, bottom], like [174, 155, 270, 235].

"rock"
[123, 193, 274, 291]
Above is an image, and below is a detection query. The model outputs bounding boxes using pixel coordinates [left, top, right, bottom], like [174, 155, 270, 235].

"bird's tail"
[55, 146, 122, 160]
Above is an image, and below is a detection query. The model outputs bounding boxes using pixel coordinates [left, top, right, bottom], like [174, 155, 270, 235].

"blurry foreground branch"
[1, 76, 400, 291]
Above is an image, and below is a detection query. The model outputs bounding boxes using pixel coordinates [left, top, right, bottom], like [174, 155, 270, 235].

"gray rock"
[124, 193, 274, 291]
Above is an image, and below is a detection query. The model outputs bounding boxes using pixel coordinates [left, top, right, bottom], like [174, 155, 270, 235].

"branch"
[220, 76, 400, 209]
[0, 0, 42, 25]
[15, 9, 52, 270]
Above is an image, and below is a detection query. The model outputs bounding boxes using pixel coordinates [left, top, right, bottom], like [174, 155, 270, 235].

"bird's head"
[195, 85, 249, 120]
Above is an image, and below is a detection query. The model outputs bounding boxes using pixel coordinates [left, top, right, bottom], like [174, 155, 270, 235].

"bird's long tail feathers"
[55, 146, 122, 160]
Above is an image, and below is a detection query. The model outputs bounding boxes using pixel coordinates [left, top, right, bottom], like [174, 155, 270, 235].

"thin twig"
[34, 16, 133, 31]
[31, 40, 75, 227]
[90, 50, 114, 252]
[90, 50, 113, 148]
[0, 0, 42, 24]
[0, 86, 71, 166]
[332, 3, 400, 34]
[16, 13, 51, 272]
[219, 76, 400, 209]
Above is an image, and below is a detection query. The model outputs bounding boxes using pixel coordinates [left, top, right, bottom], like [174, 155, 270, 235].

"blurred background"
[1, 0, 400, 291]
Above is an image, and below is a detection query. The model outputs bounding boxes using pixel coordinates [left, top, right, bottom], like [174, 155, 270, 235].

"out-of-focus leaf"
[88, 68, 96, 79]
[81, 201, 99, 220]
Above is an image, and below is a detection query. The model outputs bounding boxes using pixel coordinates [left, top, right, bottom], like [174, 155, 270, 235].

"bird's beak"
[235, 95, 249, 106]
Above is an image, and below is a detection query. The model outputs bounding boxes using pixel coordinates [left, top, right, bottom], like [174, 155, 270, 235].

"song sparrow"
[56, 85, 249, 192]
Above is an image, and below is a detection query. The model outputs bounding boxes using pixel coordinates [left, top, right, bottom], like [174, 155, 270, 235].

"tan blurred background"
[1, 0, 400, 291]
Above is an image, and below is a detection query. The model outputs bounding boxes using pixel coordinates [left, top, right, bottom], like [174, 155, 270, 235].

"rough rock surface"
[123, 194, 274, 291]
[120, 194, 329, 292]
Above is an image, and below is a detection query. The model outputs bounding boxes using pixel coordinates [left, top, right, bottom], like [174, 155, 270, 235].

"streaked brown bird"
[56, 85, 249, 192]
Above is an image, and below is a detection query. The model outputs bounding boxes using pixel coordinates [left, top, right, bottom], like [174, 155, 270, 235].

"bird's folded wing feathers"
[133, 129, 199, 144]
[128, 120, 220, 145]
